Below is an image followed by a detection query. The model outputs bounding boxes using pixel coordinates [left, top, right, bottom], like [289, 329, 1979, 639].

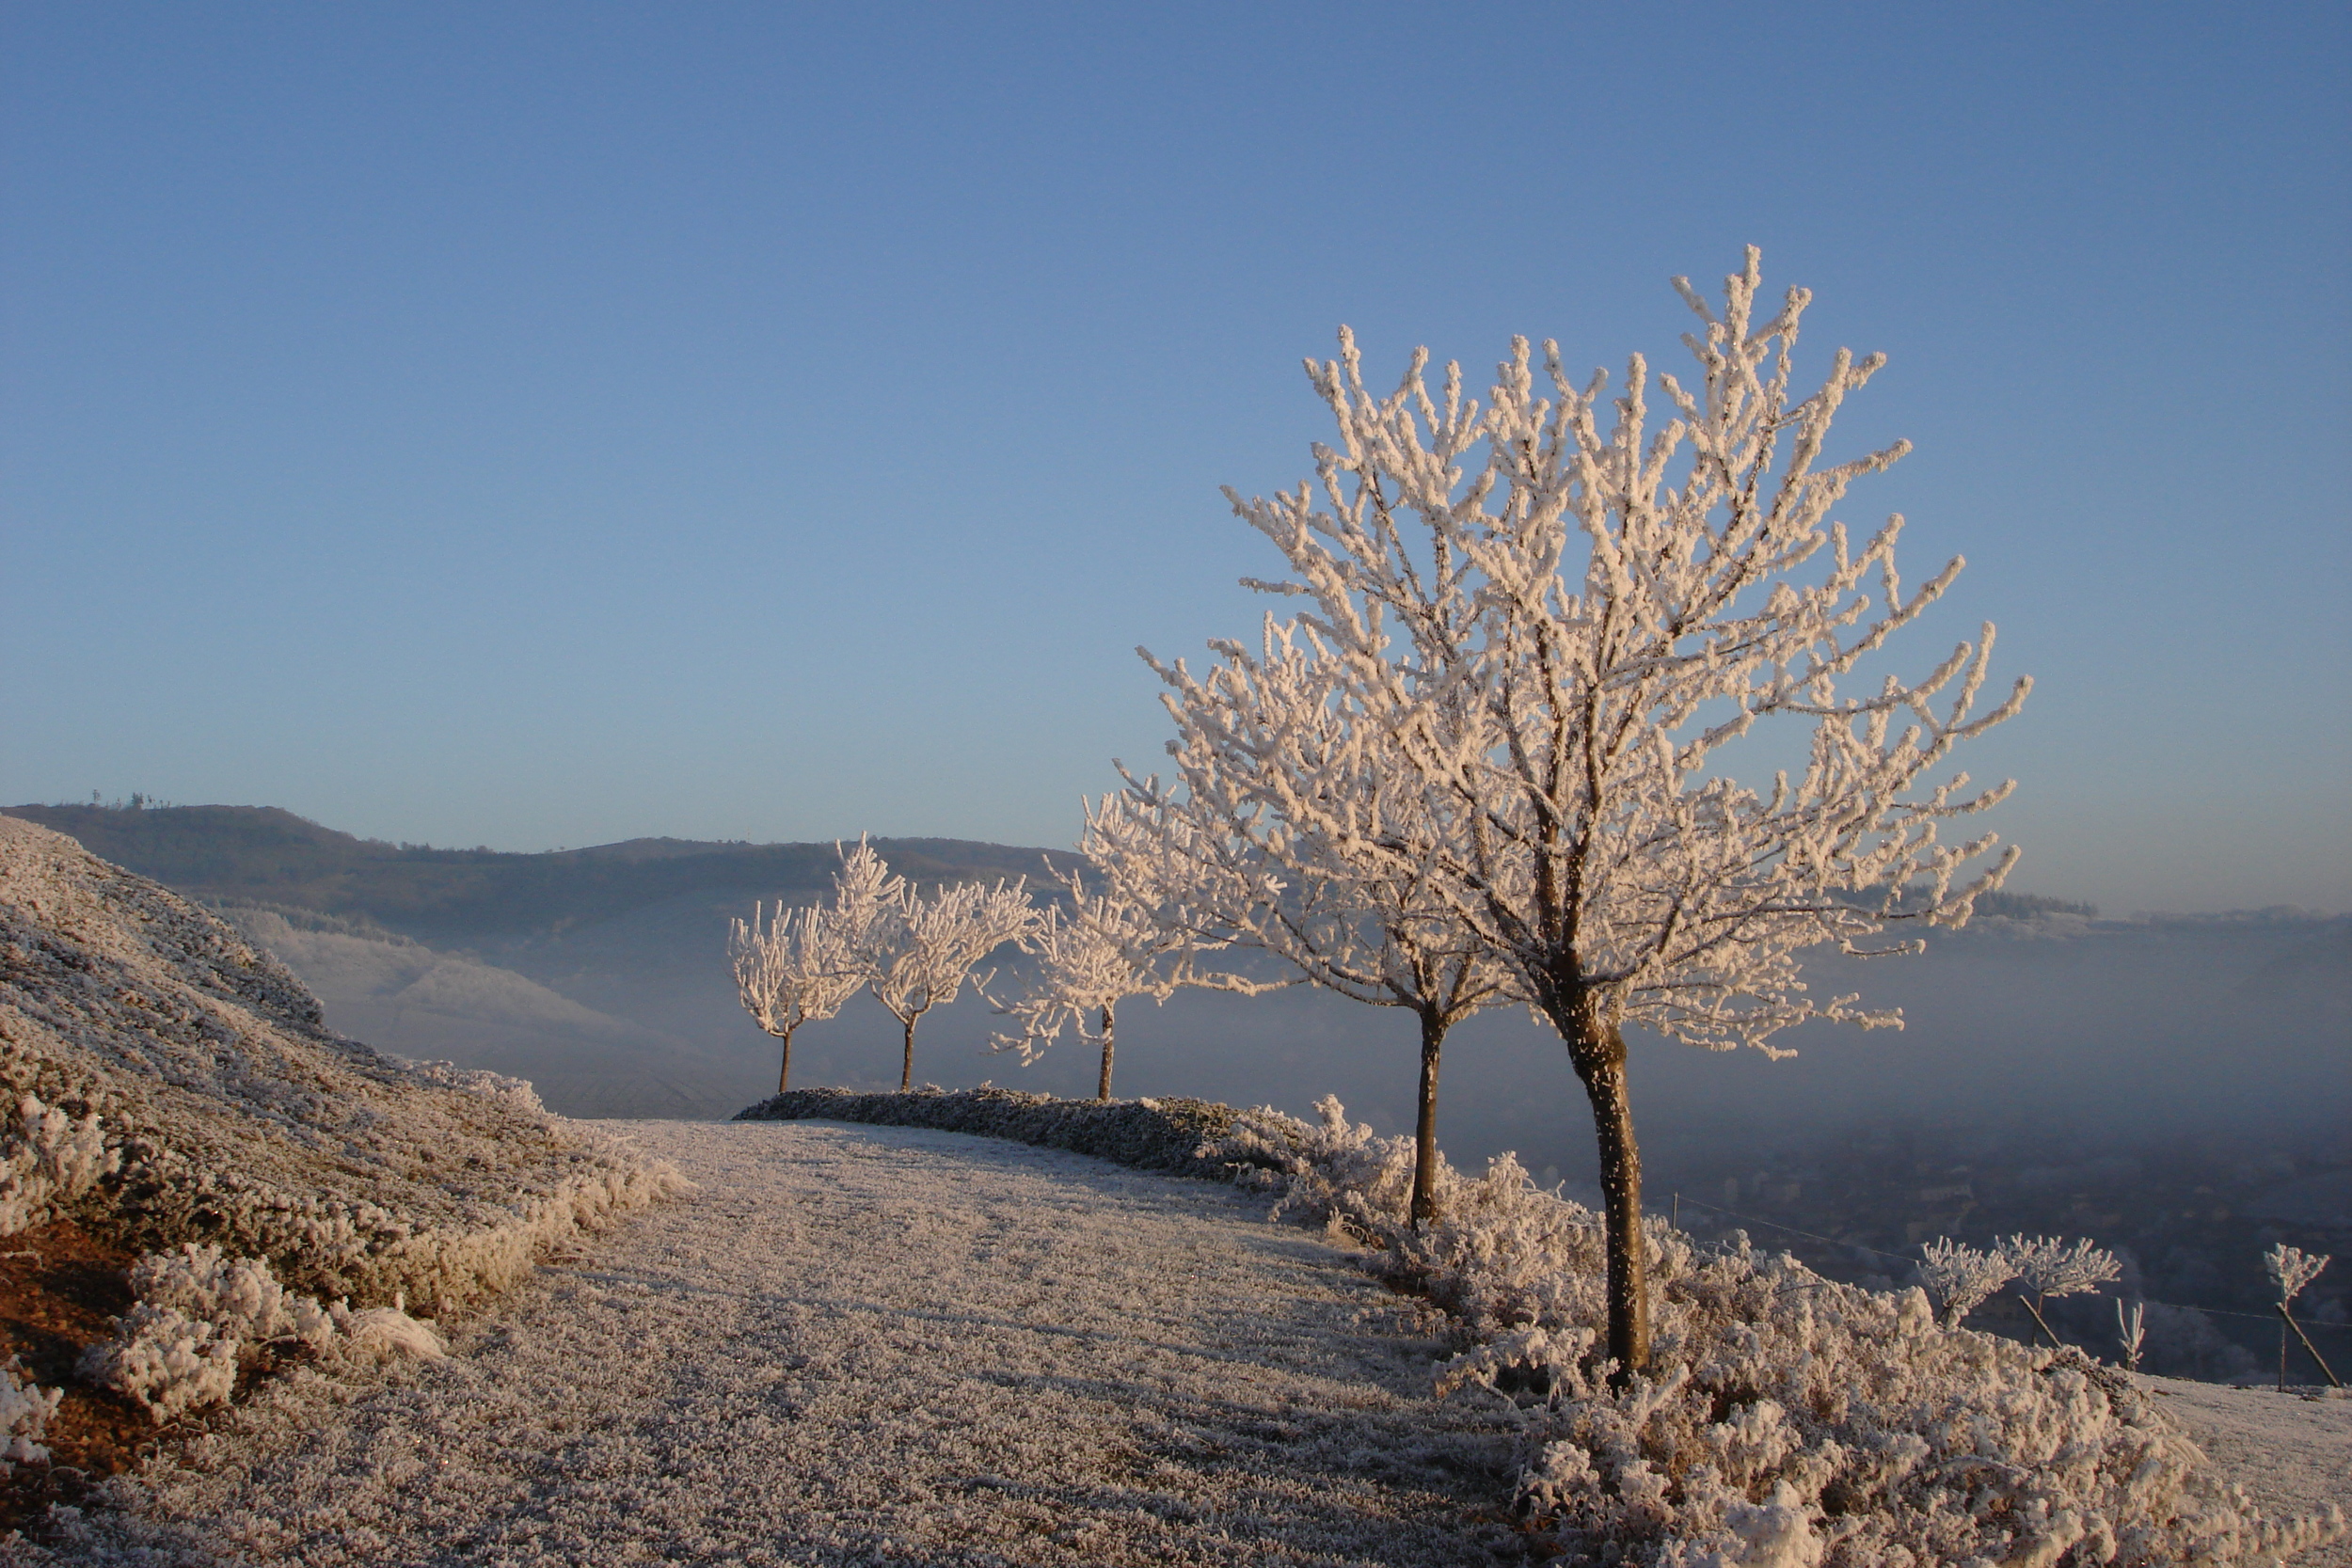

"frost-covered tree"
[1119, 624, 1511, 1225]
[2265, 1243, 2337, 1390]
[1145, 248, 2028, 1374]
[859, 859, 1037, 1092]
[730, 902, 865, 1093]
[992, 798, 1273, 1100]
[2266, 1243, 2329, 1306]
[1998, 1234, 2120, 1346]
[1915, 1237, 2015, 1328]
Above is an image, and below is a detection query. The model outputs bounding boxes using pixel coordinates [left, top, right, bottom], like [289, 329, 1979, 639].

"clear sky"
[5, 2, 2346, 914]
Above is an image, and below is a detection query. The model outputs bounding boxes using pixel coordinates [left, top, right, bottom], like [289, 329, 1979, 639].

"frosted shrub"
[0, 1091, 120, 1236]
[1210, 1097, 1420, 1241]
[129, 1243, 314, 1346]
[396, 1060, 547, 1117]
[79, 1303, 241, 1422]
[81, 1244, 442, 1422]
[1222, 1097, 2346, 1565]
[0, 1357, 61, 1474]
[1915, 1236, 2017, 1327]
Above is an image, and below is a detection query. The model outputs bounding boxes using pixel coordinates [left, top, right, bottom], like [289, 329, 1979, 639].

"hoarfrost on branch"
[1915, 1236, 2016, 1327]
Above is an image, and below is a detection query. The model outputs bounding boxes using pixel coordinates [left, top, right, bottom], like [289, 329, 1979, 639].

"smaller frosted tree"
[993, 797, 1277, 1101]
[2265, 1243, 2336, 1390]
[1119, 623, 1514, 1225]
[863, 864, 1038, 1092]
[730, 902, 866, 1093]
[1998, 1234, 2120, 1346]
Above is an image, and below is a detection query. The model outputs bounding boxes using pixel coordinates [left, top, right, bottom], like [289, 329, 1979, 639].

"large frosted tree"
[1144, 249, 2027, 1375]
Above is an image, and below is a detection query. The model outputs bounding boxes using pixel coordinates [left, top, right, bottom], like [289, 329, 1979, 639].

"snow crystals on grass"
[0, 815, 686, 1317]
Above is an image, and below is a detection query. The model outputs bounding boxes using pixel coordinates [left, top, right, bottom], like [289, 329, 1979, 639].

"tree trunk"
[775, 1025, 795, 1095]
[900, 1018, 915, 1091]
[1096, 1004, 1116, 1101]
[1411, 1007, 1444, 1228]
[1560, 991, 1647, 1380]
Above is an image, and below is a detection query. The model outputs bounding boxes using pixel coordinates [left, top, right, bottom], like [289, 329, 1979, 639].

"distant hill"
[0, 803, 1084, 1119]
[0, 803, 1077, 942]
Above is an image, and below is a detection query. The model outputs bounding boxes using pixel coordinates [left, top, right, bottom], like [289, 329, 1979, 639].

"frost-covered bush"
[737, 1085, 1245, 1176]
[1207, 1095, 1419, 1235]
[80, 1244, 443, 1422]
[78, 1302, 241, 1423]
[126, 1242, 335, 1350]
[0, 1357, 61, 1474]
[1219, 1098, 2348, 1566]
[1915, 1237, 2016, 1327]
[395, 1060, 547, 1117]
[0, 1090, 120, 1235]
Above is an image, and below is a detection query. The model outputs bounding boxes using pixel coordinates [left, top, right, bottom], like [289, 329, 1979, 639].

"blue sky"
[5, 2, 2346, 913]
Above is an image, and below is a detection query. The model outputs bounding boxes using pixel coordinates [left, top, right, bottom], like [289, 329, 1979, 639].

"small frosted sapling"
[730, 902, 866, 1094]
[2265, 1243, 2339, 1391]
[1915, 1237, 2015, 1328]
[1998, 1235, 2121, 1347]
[856, 853, 1038, 1092]
[991, 804, 1274, 1101]
[2115, 1300, 2146, 1373]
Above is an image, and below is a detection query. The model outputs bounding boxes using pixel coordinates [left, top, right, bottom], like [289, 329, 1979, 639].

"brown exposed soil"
[0, 1217, 154, 1531]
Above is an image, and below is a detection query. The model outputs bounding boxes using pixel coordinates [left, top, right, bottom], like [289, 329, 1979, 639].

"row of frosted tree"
[728, 832, 1256, 1101]
[735, 249, 2036, 1379]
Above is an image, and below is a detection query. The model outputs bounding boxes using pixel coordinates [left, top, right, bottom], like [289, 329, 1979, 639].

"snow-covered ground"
[2143, 1376, 2352, 1568]
[47, 1121, 1525, 1566]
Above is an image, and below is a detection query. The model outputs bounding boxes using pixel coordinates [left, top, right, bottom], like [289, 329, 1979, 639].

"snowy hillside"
[0, 815, 679, 1309]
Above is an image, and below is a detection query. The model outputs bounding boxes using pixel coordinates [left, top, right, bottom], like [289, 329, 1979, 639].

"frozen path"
[61, 1120, 1524, 1566]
